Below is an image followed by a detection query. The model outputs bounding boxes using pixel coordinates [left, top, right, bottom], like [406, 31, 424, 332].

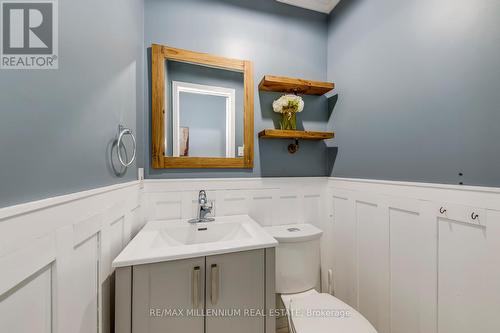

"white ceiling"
[276, 0, 340, 14]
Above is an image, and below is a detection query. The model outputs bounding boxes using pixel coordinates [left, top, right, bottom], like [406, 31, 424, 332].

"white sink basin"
[112, 215, 277, 267]
[153, 222, 251, 247]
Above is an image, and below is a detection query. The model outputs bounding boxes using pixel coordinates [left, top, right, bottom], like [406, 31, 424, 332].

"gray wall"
[179, 93, 227, 157]
[0, 0, 144, 208]
[144, 0, 330, 178]
[327, 0, 500, 186]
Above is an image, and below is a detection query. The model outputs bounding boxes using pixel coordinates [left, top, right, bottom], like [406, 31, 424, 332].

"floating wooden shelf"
[258, 129, 334, 140]
[259, 75, 334, 95]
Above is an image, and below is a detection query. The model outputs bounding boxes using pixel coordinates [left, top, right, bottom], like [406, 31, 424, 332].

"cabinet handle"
[192, 266, 200, 308]
[211, 264, 219, 305]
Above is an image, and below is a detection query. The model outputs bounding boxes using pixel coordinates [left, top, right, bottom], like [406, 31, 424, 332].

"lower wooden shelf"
[258, 129, 334, 140]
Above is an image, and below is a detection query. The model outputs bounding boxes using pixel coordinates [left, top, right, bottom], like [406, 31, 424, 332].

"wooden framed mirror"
[151, 44, 254, 168]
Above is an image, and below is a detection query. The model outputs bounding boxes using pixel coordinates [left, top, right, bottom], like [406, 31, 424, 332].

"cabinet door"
[132, 257, 205, 333]
[206, 249, 265, 333]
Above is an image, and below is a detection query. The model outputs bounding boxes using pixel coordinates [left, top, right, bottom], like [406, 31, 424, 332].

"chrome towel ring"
[117, 125, 136, 167]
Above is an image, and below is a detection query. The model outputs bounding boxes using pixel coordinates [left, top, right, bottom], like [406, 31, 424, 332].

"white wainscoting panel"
[331, 191, 357, 306]
[3, 176, 499, 333]
[0, 181, 142, 333]
[0, 265, 52, 333]
[143, 178, 327, 228]
[438, 209, 500, 333]
[329, 177, 500, 333]
[356, 197, 390, 333]
[0, 177, 328, 333]
[217, 189, 250, 216]
[248, 189, 278, 227]
[389, 207, 421, 333]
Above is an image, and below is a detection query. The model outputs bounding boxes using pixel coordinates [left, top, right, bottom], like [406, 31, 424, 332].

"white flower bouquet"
[272, 94, 304, 130]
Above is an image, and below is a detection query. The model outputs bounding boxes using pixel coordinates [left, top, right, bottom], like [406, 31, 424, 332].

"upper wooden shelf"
[258, 129, 334, 140]
[258, 75, 335, 95]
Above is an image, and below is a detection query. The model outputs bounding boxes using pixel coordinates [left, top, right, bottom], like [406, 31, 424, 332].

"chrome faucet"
[188, 190, 215, 223]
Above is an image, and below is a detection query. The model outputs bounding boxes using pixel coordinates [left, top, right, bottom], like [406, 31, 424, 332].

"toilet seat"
[281, 290, 378, 333]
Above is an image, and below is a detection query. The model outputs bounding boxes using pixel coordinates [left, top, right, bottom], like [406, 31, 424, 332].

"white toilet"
[265, 224, 377, 333]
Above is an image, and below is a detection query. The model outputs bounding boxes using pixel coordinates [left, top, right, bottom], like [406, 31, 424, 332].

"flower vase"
[280, 112, 297, 130]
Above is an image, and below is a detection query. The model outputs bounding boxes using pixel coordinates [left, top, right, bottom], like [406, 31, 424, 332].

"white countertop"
[112, 215, 278, 268]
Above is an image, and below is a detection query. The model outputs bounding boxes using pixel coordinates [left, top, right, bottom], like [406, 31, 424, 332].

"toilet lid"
[284, 292, 378, 333]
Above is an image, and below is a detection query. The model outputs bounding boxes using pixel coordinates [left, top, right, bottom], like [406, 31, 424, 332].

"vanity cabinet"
[205, 250, 264, 333]
[132, 256, 206, 333]
[116, 248, 275, 333]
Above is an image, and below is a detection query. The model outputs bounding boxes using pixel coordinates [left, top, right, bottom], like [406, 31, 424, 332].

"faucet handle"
[206, 200, 214, 210]
[205, 200, 215, 216]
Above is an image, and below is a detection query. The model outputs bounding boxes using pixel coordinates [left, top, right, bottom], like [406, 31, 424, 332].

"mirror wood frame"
[151, 44, 254, 169]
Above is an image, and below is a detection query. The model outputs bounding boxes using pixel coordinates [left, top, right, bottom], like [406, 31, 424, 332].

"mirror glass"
[164, 61, 244, 158]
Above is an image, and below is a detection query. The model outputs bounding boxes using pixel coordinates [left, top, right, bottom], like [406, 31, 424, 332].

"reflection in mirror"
[172, 82, 235, 157]
[165, 61, 244, 158]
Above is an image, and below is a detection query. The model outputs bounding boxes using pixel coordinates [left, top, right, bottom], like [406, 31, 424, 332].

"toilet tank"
[265, 224, 323, 294]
